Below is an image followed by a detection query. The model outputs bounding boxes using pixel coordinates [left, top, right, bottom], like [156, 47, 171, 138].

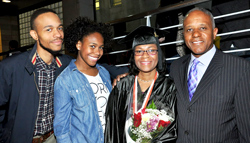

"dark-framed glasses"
[134, 49, 158, 56]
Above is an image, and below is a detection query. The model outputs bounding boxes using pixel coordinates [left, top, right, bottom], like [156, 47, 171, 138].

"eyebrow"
[90, 43, 104, 46]
[135, 45, 156, 49]
[147, 46, 156, 48]
[185, 23, 208, 27]
[199, 23, 207, 26]
[43, 24, 63, 29]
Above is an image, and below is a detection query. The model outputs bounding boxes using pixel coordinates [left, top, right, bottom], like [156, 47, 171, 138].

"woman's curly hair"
[64, 17, 113, 54]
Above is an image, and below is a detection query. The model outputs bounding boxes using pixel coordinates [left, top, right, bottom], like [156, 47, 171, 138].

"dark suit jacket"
[0, 44, 72, 143]
[170, 49, 250, 143]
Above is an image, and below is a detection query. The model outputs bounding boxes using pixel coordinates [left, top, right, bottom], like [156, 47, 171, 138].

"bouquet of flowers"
[129, 101, 174, 143]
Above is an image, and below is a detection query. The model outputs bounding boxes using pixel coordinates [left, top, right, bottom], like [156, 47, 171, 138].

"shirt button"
[46, 90, 49, 93]
[42, 118, 45, 122]
[185, 130, 189, 135]
[44, 104, 47, 107]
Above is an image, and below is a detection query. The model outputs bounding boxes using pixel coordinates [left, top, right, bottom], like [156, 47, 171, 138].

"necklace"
[133, 72, 158, 113]
[137, 76, 154, 82]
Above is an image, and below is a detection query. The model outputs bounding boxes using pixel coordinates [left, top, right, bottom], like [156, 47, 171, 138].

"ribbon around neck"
[133, 72, 158, 114]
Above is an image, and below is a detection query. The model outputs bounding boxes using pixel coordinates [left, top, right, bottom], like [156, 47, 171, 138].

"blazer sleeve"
[235, 67, 250, 142]
[0, 62, 12, 138]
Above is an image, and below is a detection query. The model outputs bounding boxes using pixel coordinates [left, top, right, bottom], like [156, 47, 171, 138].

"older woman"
[105, 26, 177, 143]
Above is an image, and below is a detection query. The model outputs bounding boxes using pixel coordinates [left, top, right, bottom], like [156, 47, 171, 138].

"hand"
[112, 73, 129, 88]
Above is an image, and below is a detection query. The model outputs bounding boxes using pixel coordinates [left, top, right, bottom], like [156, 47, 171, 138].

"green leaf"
[146, 100, 157, 109]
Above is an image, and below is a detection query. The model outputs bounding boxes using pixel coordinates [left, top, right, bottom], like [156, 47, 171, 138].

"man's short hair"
[30, 8, 57, 30]
[184, 7, 215, 29]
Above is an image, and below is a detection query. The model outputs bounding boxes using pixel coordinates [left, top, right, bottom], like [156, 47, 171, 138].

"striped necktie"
[187, 59, 200, 101]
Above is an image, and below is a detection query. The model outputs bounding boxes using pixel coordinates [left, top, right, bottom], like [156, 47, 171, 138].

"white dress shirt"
[187, 45, 216, 86]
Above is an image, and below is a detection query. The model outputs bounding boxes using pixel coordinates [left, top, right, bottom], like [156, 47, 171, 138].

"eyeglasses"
[134, 49, 158, 56]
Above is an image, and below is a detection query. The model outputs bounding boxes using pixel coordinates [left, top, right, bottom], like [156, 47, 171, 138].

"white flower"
[130, 108, 174, 143]
[158, 110, 174, 122]
[141, 113, 151, 122]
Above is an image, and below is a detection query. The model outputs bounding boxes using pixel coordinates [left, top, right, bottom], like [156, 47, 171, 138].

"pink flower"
[146, 116, 159, 132]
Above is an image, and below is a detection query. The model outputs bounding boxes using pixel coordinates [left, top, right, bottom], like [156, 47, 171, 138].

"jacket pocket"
[70, 87, 90, 109]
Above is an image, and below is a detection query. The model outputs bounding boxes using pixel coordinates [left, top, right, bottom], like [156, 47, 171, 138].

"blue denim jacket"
[53, 60, 112, 143]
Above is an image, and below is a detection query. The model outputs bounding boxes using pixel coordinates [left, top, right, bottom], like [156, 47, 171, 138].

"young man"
[0, 9, 71, 143]
[170, 7, 250, 142]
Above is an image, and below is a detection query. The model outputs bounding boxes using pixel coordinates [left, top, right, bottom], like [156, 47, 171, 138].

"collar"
[31, 52, 62, 68]
[190, 45, 216, 67]
[25, 43, 63, 74]
[35, 52, 57, 71]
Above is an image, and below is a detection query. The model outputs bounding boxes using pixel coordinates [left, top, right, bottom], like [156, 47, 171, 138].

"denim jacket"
[53, 60, 112, 143]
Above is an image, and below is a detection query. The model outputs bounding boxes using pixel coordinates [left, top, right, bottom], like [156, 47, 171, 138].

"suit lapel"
[190, 50, 224, 105]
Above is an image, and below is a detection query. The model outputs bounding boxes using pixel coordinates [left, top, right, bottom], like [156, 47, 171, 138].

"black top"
[104, 74, 177, 143]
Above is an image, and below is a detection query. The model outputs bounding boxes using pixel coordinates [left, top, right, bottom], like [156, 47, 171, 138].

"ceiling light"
[2, 0, 11, 3]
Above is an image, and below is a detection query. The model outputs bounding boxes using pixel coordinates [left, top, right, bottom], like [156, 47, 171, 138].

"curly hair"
[64, 17, 113, 54]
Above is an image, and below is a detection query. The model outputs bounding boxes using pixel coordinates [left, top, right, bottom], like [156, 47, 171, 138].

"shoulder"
[56, 60, 75, 81]
[156, 74, 175, 88]
[54, 66, 74, 91]
[57, 54, 73, 66]
[217, 50, 250, 69]
[171, 55, 189, 67]
[158, 74, 174, 82]
[96, 64, 111, 78]
[109, 75, 134, 101]
[170, 54, 189, 77]
[0, 51, 29, 70]
[115, 74, 135, 91]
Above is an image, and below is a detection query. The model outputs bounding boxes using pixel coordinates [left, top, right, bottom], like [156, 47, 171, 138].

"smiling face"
[30, 12, 63, 54]
[76, 32, 104, 69]
[183, 10, 218, 58]
[134, 44, 158, 74]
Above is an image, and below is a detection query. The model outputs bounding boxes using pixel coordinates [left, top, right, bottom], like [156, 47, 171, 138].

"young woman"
[105, 26, 177, 143]
[53, 17, 112, 143]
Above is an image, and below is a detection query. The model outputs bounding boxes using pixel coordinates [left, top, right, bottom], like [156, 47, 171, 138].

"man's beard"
[38, 39, 62, 56]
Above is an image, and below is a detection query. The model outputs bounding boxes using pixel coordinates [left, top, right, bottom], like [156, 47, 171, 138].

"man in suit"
[170, 7, 250, 142]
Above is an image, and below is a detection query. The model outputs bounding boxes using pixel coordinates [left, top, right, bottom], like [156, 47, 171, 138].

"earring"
[77, 48, 80, 50]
